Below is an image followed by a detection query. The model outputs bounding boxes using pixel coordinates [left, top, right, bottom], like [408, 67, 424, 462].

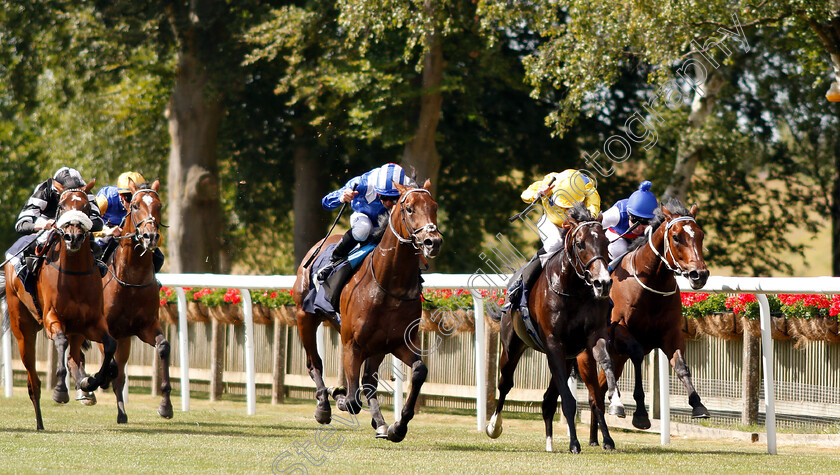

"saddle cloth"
[302, 242, 376, 318]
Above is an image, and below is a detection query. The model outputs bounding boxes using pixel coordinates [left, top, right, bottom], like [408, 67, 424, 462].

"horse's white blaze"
[143, 195, 154, 206]
[71, 195, 82, 202]
[683, 224, 695, 238]
[546, 436, 554, 452]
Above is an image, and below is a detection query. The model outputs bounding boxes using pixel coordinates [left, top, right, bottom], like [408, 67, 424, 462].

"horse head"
[392, 179, 443, 259]
[659, 201, 709, 290]
[53, 179, 96, 253]
[562, 203, 611, 299]
[125, 178, 162, 254]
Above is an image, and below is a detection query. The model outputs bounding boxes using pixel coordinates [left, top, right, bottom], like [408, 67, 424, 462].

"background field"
[1, 389, 838, 474]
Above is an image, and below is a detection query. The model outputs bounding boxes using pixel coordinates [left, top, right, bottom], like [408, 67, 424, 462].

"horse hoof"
[100, 380, 110, 390]
[375, 425, 388, 439]
[53, 389, 70, 404]
[609, 405, 626, 418]
[76, 390, 97, 406]
[158, 403, 174, 419]
[692, 404, 710, 419]
[387, 422, 407, 443]
[314, 405, 332, 425]
[632, 412, 652, 430]
[486, 413, 503, 439]
[327, 386, 347, 400]
[589, 441, 599, 447]
[117, 413, 127, 424]
[569, 441, 581, 454]
[79, 377, 97, 392]
[603, 442, 616, 451]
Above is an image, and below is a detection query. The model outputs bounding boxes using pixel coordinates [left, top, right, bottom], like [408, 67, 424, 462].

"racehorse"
[486, 203, 622, 453]
[577, 199, 710, 447]
[4, 180, 117, 430]
[65, 178, 171, 423]
[293, 179, 442, 442]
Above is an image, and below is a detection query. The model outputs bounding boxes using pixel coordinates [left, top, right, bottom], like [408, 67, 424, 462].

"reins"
[630, 215, 698, 296]
[547, 220, 608, 297]
[109, 188, 161, 287]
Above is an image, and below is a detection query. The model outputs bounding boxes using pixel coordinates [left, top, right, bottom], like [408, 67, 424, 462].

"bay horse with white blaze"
[4, 180, 117, 430]
[578, 199, 710, 446]
[66, 178, 171, 423]
[294, 180, 442, 442]
[487, 204, 623, 453]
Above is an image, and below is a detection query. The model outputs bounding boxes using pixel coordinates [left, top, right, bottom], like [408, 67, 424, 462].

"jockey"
[603, 180, 658, 262]
[316, 163, 413, 281]
[2, 167, 105, 296]
[516, 169, 601, 296]
[94, 171, 165, 272]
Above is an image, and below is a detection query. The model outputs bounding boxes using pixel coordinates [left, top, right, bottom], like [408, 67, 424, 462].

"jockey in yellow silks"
[505, 169, 601, 316]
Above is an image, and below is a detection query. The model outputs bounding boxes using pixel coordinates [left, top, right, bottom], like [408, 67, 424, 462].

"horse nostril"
[424, 238, 433, 248]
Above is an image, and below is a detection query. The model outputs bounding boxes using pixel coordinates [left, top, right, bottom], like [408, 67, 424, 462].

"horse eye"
[672, 233, 683, 243]
[576, 241, 585, 250]
[406, 206, 413, 214]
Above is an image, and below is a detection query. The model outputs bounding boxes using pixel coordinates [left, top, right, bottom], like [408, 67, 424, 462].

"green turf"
[1, 389, 838, 474]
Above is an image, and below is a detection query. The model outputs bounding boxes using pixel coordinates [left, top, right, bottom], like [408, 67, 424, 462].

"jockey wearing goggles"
[317, 163, 413, 282]
[602, 180, 658, 261]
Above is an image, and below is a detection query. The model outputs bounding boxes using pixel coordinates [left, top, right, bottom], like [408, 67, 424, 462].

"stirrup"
[317, 259, 343, 282]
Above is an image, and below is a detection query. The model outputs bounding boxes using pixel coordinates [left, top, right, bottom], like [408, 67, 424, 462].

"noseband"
[563, 221, 607, 286]
[118, 189, 162, 247]
[388, 188, 438, 251]
[55, 188, 93, 235]
[645, 216, 697, 277]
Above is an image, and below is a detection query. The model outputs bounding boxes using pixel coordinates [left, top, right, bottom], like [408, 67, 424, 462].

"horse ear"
[562, 211, 578, 229]
[394, 182, 409, 195]
[689, 203, 699, 218]
[128, 178, 138, 194]
[661, 203, 675, 219]
[422, 178, 431, 191]
[53, 180, 65, 194]
[596, 212, 604, 223]
[152, 179, 161, 193]
[84, 179, 95, 194]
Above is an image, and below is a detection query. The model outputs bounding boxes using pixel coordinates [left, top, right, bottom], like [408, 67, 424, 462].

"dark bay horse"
[4, 180, 117, 430]
[487, 204, 621, 453]
[66, 178, 171, 423]
[294, 180, 442, 442]
[578, 199, 710, 446]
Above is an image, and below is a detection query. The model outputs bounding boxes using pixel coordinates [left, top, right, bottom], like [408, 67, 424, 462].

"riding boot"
[317, 230, 357, 282]
[153, 248, 165, 273]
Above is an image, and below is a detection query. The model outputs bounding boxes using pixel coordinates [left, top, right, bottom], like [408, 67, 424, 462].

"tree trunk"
[293, 130, 329, 266]
[402, 5, 444, 195]
[166, 51, 224, 274]
[741, 328, 760, 425]
[662, 55, 724, 202]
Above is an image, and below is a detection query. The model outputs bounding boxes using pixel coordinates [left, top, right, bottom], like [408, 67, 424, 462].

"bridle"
[387, 188, 438, 252]
[563, 220, 608, 287]
[55, 188, 94, 237]
[116, 189, 163, 250]
[630, 215, 699, 296]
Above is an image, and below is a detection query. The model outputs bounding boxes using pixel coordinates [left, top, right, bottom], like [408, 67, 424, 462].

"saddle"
[303, 242, 377, 317]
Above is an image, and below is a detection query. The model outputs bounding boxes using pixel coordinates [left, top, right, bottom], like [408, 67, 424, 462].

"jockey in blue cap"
[317, 163, 413, 281]
[602, 180, 659, 261]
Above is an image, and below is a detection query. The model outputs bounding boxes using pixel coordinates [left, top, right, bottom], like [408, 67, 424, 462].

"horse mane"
[567, 202, 596, 223]
[626, 198, 691, 252]
[370, 212, 389, 242]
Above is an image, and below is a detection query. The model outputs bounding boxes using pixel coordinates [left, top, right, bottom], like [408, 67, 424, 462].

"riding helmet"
[52, 167, 86, 189]
[374, 163, 407, 198]
[627, 180, 658, 219]
[117, 171, 146, 193]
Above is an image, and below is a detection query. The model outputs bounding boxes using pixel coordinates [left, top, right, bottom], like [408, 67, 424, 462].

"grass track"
[1, 389, 838, 474]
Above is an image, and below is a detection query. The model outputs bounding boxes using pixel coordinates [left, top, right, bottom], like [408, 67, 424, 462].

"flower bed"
[681, 292, 840, 344]
[158, 287, 297, 325]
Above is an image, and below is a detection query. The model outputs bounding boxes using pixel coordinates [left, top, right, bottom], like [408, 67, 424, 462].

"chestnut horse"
[66, 179, 171, 423]
[294, 180, 442, 442]
[4, 180, 117, 430]
[578, 199, 710, 447]
[486, 204, 622, 453]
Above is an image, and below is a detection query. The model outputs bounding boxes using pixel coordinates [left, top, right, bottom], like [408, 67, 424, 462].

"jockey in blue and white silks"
[602, 180, 659, 261]
[317, 163, 412, 281]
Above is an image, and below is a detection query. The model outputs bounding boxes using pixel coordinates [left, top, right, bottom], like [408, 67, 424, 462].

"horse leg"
[67, 335, 96, 405]
[663, 338, 709, 419]
[587, 333, 621, 451]
[11, 308, 44, 430]
[586, 352, 628, 447]
[359, 353, 388, 438]
[336, 342, 365, 416]
[486, 322, 527, 439]
[51, 329, 70, 404]
[384, 345, 428, 443]
[611, 326, 649, 430]
[80, 322, 117, 392]
[138, 327, 173, 419]
[541, 380, 560, 452]
[297, 313, 332, 424]
[110, 337, 132, 423]
[543, 339, 580, 454]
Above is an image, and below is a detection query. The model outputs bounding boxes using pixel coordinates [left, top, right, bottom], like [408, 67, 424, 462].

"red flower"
[159, 298, 167, 307]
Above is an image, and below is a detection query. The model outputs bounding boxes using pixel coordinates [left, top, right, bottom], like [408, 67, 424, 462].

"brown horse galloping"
[487, 204, 621, 453]
[578, 199, 710, 447]
[4, 180, 117, 430]
[66, 178, 171, 423]
[294, 180, 442, 442]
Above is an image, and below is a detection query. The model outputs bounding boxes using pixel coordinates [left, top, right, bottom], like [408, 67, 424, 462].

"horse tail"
[82, 339, 92, 351]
